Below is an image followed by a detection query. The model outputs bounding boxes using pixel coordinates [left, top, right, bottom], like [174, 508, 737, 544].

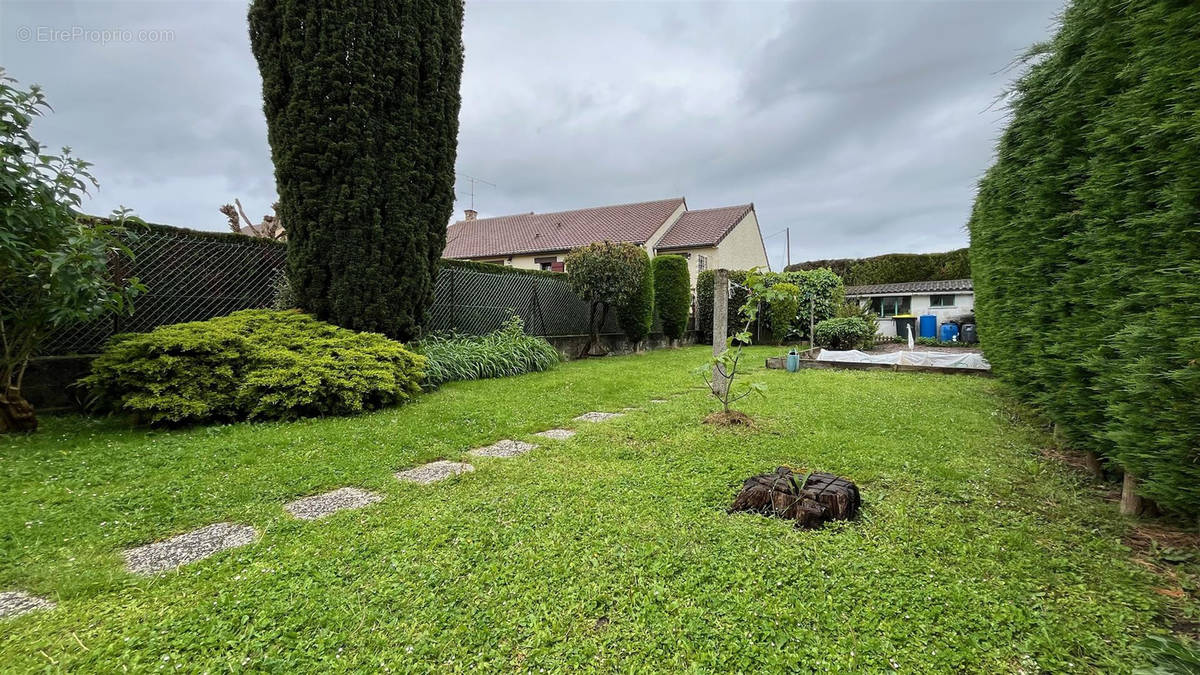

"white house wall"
[863, 292, 975, 337]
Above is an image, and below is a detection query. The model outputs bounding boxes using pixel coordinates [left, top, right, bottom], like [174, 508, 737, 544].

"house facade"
[442, 197, 769, 287]
[844, 279, 974, 337]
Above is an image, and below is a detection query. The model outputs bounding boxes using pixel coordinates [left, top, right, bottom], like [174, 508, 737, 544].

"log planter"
[729, 466, 860, 529]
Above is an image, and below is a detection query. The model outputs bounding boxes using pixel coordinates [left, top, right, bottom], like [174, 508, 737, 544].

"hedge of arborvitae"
[968, 0, 1200, 515]
[785, 248, 969, 286]
[652, 255, 691, 341]
[617, 248, 654, 343]
[248, 0, 464, 341]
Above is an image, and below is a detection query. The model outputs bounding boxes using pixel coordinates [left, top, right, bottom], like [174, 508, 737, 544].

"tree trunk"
[1083, 452, 1104, 481]
[1120, 472, 1143, 516]
[579, 301, 611, 358]
[0, 386, 37, 433]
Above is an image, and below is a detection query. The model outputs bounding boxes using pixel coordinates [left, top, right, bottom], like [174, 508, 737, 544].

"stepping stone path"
[395, 460, 474, 484]
[649, 399, 668, 403]
[124, 523, 258, 576]
[535, 428, 576, 440]
[0, 591, 55, 620]
[284, 487, 383, 521]
[469, 439, 537, 458]
[574, 411, 624, 422]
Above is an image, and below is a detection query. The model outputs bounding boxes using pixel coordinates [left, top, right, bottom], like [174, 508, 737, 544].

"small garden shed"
[844, 279, 974, 337]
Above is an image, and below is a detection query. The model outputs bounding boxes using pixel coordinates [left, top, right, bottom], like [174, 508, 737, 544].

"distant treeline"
[783, 248, 969, 286]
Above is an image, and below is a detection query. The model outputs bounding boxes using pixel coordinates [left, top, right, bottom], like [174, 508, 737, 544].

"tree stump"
[729, 466, 860, 529]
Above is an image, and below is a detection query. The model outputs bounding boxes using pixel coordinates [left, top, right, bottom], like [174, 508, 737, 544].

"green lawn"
[0, 346, 1179, 671]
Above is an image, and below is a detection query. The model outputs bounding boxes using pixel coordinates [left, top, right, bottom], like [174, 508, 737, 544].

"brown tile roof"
[844, 279, 974, 296]
[653, 204, 754, 250]
[443, 197, 685, 259]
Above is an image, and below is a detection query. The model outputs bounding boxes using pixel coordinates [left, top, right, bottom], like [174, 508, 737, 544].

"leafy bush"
[697, 268, 843, 343]
[616, 248, 654, 343]
[82, 310, 424, 425]
[836, 301, 878, 350]
[767, 282, 800, 343]
[785, 248, 970, 286]
[414, 316, 560, 386]
[652, 255, 690, 341]
[814, 317, 873, 351]
[565, 241, 648, 355]
[967, 0, 1200, 514]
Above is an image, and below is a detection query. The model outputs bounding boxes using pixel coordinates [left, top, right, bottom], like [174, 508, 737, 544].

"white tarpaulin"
[816, 349, 991, 370]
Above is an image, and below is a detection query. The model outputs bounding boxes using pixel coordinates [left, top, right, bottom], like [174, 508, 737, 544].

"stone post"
[712, 269, 729, 397]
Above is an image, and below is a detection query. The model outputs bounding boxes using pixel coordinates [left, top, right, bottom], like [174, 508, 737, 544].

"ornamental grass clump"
[82, 310, 425, 425]
[415, 316, 561, 387]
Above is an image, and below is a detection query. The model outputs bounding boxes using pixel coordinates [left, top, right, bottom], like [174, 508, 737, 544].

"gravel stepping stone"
[469, 439, 537, 458]
[395, 460, 474, 484]
[574, 411, 624, 422]
[0, 591, 55, 620]
[535, 428, 576, 440]
[284, 487, 383, 521]
[649, 399, 668, 403]
[124, 523, 258, 576]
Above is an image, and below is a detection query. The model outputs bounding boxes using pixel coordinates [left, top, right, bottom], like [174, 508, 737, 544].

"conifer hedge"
[617, 249, 654, 343]
[785, 248, 969, 286]
[248, 0, 464, 341]
[968, 0, 1200, 515]
[652, 255, 691, 341]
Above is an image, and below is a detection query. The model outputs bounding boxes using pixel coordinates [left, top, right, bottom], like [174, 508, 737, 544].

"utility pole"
[785, 228, 791, 269]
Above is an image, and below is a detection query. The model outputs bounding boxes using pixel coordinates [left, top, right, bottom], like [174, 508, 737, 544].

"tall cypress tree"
[248, 0, 464, 340]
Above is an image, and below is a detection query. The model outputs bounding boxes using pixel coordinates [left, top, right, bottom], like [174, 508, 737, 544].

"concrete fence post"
[712, 269, 729, 397]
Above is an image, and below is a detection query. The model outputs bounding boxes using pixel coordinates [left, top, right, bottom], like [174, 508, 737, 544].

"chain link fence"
[40, 225, 646, 356]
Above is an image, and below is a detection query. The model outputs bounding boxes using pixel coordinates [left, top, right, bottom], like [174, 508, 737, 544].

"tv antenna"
[461, 174, 496, 210]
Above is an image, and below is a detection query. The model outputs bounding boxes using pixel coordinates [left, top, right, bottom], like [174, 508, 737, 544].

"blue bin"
[919, 315, 937, 338]
[940, 323, 960, 342]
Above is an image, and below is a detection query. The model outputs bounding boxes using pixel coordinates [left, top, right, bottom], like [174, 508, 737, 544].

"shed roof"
[844, 278, 974, 296]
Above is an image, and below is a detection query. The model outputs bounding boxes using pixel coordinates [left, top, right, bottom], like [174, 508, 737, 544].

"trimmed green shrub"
[439, 258, 562, 279]
[968, 0, 1200, 514]
[82, 310, 424, 425]
[249, 0, 464, 341]
[814, 317, 873, 351]
[652, 255, 690, 341]
[785, 248, 970, 286]
[415, 316, 561, 386]
[617, 248, 654, 343]
[565, 241, 648, 354]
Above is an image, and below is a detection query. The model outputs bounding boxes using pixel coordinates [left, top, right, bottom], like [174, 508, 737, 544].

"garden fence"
[40, 225, 638, 356]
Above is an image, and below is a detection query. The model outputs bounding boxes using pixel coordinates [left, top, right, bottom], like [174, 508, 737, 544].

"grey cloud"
[3, 0, 1062, 267]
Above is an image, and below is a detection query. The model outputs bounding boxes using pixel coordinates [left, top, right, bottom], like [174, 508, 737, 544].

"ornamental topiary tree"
[248, 0, 464, 341]
[564, 241, 648, 357]
[616, 249, 654, 348]
[652, 255, 690, 343]
[0, 72, 144, 433]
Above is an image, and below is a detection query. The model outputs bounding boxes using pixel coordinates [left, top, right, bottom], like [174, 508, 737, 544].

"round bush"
[82, 310, 425, 425]
[813, 317, 873, 351]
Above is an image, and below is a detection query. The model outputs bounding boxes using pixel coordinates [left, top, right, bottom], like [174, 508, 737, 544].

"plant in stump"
[564, 241, 648, 357]
[0, 72, 143, 432]
[248, 0, 464, 341]
[695, 270, 800, 424]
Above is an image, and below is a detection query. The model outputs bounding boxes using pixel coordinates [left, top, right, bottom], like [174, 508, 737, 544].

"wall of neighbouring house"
[866, 292, 976, 337]
[713, 210, 770, 272]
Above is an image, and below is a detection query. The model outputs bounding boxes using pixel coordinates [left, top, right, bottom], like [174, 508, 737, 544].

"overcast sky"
[3, 0, 1061, 267]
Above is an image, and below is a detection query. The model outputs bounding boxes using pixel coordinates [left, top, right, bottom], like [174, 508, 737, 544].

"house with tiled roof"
[442, 197, 769, 286]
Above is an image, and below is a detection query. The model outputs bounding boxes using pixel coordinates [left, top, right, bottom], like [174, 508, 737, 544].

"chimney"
[464, 209, 477, 221]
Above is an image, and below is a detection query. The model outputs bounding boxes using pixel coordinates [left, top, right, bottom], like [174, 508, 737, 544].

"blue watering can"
[786, 349, 800, 373]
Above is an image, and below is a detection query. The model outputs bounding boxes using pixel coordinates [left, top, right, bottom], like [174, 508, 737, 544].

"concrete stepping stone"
[469, 439, 537, 458]
[574, 411, 624, 422]
[0, 591, 55, 620]
[649, 399, 668, 403]
[284, 487, 383, 521]
[124, 523, 258, 576]
[535, 428, 575, 440]
[395, 460, 474, 484]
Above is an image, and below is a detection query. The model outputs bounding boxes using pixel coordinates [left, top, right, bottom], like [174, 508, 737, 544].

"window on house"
[870, 296, 911, 317]
[697, 255, 708, 272]
[534, 256, 557, 271]
[929, 294, 956, 307]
